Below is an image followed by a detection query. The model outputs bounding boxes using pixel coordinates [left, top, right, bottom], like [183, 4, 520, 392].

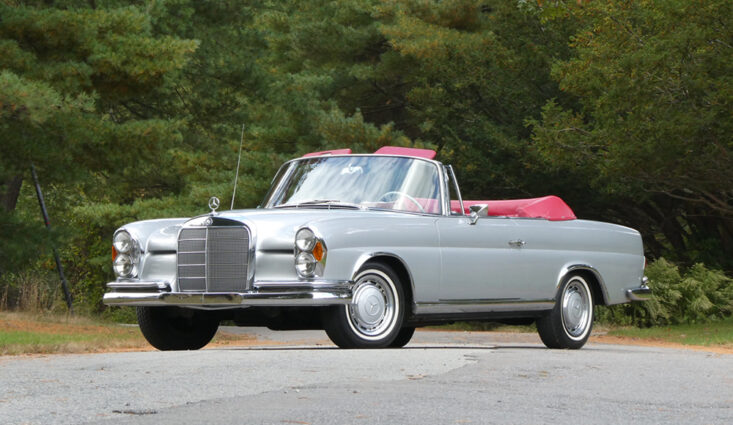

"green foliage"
[0, 1, 198, 278]
[1, 1, 731, 318]
[597, 259, 733, 327]
[530, 0, 733, 268]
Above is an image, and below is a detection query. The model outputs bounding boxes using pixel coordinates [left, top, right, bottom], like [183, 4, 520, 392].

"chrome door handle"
[508, 239, 526, 248]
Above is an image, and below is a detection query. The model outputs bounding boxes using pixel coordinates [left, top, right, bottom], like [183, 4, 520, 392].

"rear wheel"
[137, 306, 219, 351]
[536, 274, 594, 349]
[322, 263, 405, 348]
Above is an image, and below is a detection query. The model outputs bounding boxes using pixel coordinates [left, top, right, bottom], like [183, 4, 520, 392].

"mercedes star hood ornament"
[208, 196, 220, 214]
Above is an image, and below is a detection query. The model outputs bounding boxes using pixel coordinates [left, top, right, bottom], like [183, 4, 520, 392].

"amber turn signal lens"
[312, 241, 324, 261]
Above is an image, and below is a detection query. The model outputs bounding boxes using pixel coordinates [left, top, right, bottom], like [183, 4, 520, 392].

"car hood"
[141, 208, 416, 253]
[216, 208, 415, 251]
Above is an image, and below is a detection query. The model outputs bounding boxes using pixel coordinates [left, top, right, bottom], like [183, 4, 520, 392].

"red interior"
[371, 198, 441, 214]
[374, 196, 575, 220]
[374, 146, 437, 160]
[450, 196, 576, 221]
[302, 148, 352, 157]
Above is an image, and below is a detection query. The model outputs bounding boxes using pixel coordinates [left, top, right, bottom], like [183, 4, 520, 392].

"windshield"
[264, 156, 442, 215]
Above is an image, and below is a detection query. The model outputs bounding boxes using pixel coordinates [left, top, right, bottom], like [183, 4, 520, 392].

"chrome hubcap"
[348, 272, 396, 338]
[562, 279, 591, 338]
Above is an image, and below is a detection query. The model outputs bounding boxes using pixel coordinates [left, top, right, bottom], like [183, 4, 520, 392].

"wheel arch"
[556, 264, 608, 306]
[352, 253, 415, 316]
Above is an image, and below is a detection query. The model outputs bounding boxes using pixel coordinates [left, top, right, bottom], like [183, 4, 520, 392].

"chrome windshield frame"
[261, 154, 447, 216]
[445, 164, 465, 216]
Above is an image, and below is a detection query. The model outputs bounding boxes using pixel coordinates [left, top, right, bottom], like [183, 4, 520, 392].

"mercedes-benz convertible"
[103, 146, 650, 350]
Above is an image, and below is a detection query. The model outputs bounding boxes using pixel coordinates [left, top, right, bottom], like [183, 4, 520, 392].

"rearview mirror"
[468, 204, 488, 225]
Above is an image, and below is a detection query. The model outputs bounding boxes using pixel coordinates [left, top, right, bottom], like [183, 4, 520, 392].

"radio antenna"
[231, 124, 245, 210]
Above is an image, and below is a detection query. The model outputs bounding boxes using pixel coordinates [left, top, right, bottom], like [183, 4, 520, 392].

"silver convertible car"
[104, 146, 650, 350]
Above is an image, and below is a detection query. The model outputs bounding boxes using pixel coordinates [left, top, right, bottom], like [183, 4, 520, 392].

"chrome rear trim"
[626, 284, 652, 302]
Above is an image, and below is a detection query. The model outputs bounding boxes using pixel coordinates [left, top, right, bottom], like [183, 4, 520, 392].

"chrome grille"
[177, 226, 250, 292]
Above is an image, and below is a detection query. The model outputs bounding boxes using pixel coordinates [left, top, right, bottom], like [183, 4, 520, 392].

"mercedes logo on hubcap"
[368, 300, 379, 315]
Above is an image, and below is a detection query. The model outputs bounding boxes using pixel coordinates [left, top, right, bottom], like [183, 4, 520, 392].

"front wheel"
[536, 274, 594, 349]
[137, 306, 219, 351]
[322, 263, 406, 348]
[389, 327, 416, 348]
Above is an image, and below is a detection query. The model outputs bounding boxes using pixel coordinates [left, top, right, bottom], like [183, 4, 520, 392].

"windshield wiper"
[274, 200, 364, 209]
[299, 199, 342, 205]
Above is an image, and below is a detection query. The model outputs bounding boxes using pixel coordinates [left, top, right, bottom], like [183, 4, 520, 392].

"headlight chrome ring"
[112, 230, 140, 278]
[294, 227, 327, 278]
[295, 228, 316, 251]
[113, 230, 134, 254]
[113, 254, 135, 278]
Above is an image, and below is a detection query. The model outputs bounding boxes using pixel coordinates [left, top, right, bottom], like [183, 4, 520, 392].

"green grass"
[606, 318, 733, 347]
[0, 330, 98, 346]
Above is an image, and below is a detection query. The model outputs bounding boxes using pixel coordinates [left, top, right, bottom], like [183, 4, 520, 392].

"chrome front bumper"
[625, 277, 652, 302]
[103, 279, 353, 307]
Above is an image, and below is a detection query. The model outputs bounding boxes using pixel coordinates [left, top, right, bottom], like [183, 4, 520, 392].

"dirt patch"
[0, 312, 319, 356]
[1, 316, 117, 337]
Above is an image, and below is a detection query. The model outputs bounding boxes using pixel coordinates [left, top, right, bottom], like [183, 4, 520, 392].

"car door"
[436, 215, 526, 303]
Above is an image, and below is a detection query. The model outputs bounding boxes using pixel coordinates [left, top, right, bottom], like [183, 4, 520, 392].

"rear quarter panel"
[514, 219, 644, 304]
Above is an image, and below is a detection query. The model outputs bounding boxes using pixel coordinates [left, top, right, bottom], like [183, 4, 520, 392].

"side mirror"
[468, 204, 488, 225]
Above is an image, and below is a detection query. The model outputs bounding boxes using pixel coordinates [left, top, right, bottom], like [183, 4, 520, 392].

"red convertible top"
[303, 146, 437, 160]
[373, 146, 437, 160]
[451, 196, 576, 221]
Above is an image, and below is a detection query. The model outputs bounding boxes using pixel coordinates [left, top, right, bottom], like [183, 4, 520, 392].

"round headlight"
[113, 231, 134, 254]
[113, 254, 134, 277]
[295, 228, 316, 251]
[295, 252, 317, 277]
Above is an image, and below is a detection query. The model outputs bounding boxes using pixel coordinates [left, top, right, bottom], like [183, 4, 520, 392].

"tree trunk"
[1, 175, 23, 212]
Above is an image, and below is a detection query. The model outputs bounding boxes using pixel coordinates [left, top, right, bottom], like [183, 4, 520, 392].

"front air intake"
[177, 226, 250, 292]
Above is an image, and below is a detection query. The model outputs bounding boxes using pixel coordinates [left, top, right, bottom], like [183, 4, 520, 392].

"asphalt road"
[1, 329, 731, 425]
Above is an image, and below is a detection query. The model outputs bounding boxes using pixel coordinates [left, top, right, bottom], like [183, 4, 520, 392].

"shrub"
[596, 259, 733, 327]
[0, 271, 64, 313]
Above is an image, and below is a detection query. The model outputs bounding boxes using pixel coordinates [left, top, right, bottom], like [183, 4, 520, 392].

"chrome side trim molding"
[415, 299, 554, 315]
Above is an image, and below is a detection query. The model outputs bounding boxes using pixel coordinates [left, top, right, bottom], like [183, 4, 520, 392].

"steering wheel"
[377, 191, 426, 213]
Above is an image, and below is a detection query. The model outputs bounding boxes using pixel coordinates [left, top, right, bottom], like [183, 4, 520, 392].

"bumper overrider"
[103, 280, 353, 307]
[625, 276, 652, 302]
